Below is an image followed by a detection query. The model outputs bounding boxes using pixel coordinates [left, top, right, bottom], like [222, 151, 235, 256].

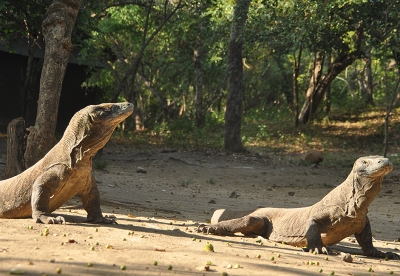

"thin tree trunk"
[298, 53, 359, 124]
[136, 73, 174, 120]
[325, 51, 332, 113]
[194, 37, 205, 128]
[298, 24, 363, 124]
[298, 52, 325, 124]
[293, 46, 302, 127]
[24, 0, 82, 168]
[18, 37, 38, 119]
[111, 0, 182, 102]
[363, 47, 374, 105]
[224, 0, 251, 152]
[2, 118, 26, 179]
[383, 77, 400, 157]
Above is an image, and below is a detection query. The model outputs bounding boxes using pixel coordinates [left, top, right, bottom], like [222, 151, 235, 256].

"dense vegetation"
[1, 0, 400, 155]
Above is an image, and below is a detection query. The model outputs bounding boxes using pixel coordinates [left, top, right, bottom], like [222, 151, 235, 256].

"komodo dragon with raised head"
[197, 156, 399, 259]
[0, 102, 133, 224]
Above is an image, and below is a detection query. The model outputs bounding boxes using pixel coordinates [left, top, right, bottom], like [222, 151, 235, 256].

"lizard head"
[86, 102, 134, 126]
[67, 102, 133, 163]
[353, 156, 393, 178]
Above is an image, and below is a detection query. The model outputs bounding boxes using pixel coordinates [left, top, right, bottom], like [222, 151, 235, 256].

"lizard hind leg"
[197, 216, 270, 237]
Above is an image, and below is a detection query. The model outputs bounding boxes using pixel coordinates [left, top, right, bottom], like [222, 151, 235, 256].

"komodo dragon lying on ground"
[0, 102, 133, 224]
[197, 156, 400, 259]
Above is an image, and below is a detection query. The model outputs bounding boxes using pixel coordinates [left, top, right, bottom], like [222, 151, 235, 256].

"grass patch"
[178, 178, 193, 187]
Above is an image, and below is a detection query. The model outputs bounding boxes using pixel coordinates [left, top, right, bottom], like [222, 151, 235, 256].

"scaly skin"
[197, 156, 399, 259]
[0, 103, 133, 224]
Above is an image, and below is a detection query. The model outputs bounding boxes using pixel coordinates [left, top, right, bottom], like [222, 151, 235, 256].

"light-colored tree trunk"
[324, 51, 332, 113]
[293, 46, 302, 127]
[194, 38, 205, 128]
[24, 0, 82, 168]
[298, 52, 325, 123]
[2, 118, 26, 179]
[298, 24, 364, 124]
[224, 0, 251, 152]
[362, 47, 374, 105]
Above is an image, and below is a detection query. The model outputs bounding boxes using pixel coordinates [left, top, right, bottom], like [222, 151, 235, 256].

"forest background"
[1, 0, 400, 163]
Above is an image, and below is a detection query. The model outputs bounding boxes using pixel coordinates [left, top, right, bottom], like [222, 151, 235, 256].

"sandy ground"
[0, 137, 399, 276]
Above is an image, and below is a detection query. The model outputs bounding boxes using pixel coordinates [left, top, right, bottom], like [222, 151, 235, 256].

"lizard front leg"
[81, 175, 115, 224]
[31, 169, 65, 224]
[302, 218, 331, 255]
[355, 216, 399, 260]
[197, 216, 269, 237]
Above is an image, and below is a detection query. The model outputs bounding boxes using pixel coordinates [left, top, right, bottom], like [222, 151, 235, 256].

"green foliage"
[3, 0, 400, 156]
[150, 111, 225, 149]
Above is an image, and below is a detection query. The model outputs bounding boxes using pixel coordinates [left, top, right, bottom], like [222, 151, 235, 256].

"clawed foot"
[367, 249, 400, 260]
[86, 216, 118, 224]
[385, 252, 400, 260]
[196, 223, 218, 234]
[302, 246, 332, 255]
[196, 224, 232, 235]
[379, 251, 400, 260]
[36, 215, 66, 224]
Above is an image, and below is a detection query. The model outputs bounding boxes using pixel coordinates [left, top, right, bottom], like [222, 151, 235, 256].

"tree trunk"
[293, 46, 302, 127]
[111, 0, 182, 102]
[224, 0, 251, 152]
[18, 37, 38, 119]
[325, 51, 332, 113]
[298, 24, 363, 124]
[2, 118, 26, 179]
[298, 52, 325, 124]
[136, 73, 176, 120]
[298, 53, 359, 124]
[24, 0, 82, 168]
[362, 47, 374, 105]
[194, 37, 205, 128]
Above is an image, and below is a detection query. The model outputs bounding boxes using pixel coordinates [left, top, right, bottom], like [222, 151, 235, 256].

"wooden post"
[2, 118, 26, 179]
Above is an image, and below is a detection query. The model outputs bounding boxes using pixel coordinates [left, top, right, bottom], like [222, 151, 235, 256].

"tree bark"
[298, 53, 359, 124]
[298, 52, 325, 124]
[325, 51, 332, 113]
[224, 0, 251, 152]
[2, 118, 26, 179]
[24, 0, 82, 168]
[362, 47, 374, 105]
[293, 46, 302, 127]
[18, 37, 39, 119]
[298, 24, 363, 124]
[194, 38, 205, 128]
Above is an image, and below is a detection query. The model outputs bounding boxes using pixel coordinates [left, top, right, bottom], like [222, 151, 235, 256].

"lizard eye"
[362, 160, 367, 164]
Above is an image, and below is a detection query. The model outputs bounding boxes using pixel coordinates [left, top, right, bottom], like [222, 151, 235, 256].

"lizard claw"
[196, 224, 216, 234]
[86, 216, 117, 224]
[195, 224, 204, 232]
[196, 224, 233, 235]
[46, 216, 66, 224]
[384, 251, 400, 260]
[35, 214, 66, 224]
[302, 246, 332, 255]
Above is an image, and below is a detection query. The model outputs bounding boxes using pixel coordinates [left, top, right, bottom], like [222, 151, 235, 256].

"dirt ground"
[0, 136, 399, 276]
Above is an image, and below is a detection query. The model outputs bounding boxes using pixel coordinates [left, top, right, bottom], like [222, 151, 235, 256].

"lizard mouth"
[367, 162, 393, 177]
